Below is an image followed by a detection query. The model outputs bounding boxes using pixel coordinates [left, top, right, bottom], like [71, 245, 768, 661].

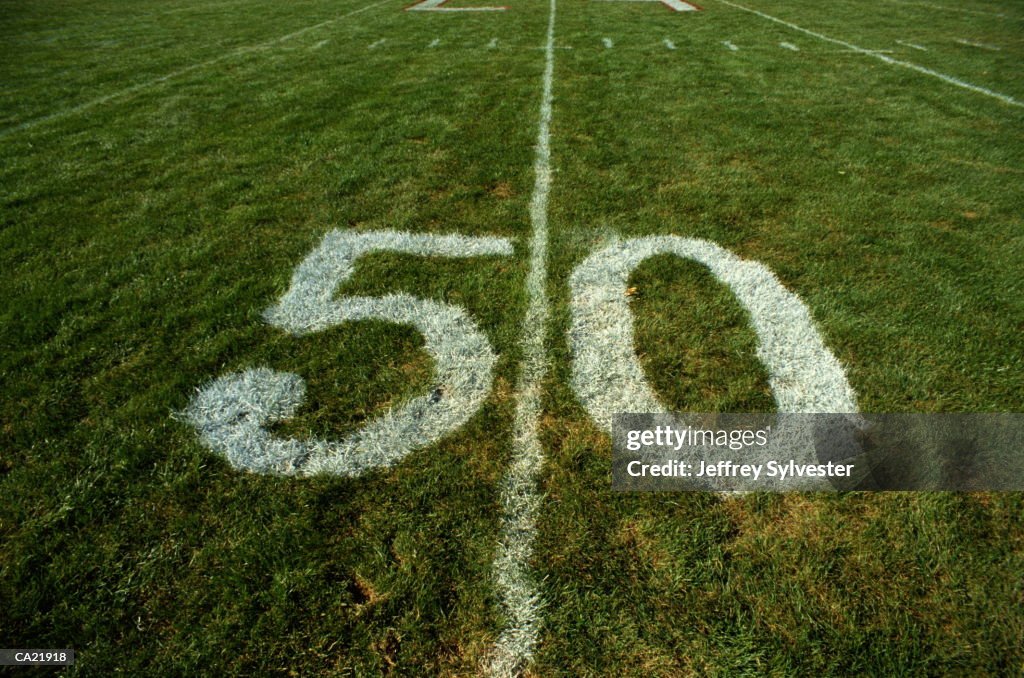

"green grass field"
[2, 0, 1023, 674]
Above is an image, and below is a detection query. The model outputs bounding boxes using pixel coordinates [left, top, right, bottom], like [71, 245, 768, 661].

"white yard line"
[0, 0, 393, 140]
[955, 38, 1001, 51]
[883, 0, 1008, 18]
[896, 39, 927, 51]
[486, 0, 556, 674]
[713, 0, 1024, 108]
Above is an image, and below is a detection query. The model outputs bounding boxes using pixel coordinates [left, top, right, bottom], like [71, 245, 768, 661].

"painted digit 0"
[569, 236, 858, 488]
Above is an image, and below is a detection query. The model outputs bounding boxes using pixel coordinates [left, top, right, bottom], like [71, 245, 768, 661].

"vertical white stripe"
[486, 0, 556, 674]
[713, 0, 1023, 108]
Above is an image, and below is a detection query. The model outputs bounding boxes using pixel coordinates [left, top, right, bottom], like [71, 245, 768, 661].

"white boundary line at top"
[883, 0, 1009, 18]
[0, 0, 393, 140]
[712, 0, 1024, 108]
[485, 0, 556, 674]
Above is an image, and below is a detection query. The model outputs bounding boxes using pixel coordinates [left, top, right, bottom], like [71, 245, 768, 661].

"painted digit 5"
[183, 230, 513, 477]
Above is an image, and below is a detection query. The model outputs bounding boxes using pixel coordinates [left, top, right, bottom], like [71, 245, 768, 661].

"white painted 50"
[184, 231, 856, 478]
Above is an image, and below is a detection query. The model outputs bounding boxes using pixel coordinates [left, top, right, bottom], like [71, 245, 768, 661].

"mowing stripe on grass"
[713, 0, 1024, 108]
[486, 0, 557, 674]
[0, 0, 393, 140]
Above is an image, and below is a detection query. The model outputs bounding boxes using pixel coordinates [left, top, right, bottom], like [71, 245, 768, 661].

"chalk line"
[955, 38, 1001, 51]
[713, 0, 1024, 108]
[486, 0, 556, 673]
[883, 0, 1008, 18]
[896, 40, 927, 51]
[0, 0, 393, 140]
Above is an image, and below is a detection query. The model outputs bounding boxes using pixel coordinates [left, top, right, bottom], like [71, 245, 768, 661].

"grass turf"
[1, 0, 1022, 674]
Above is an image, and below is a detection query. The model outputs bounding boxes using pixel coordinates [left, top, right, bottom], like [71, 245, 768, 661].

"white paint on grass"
[184, 230, 513, 478]
[664, 38, 677, 50]
[896, 40, 928, 51]
[660, 0, 701, 10]
[0, 0, 393, 140]
[884, 0, 1007, 18]
[311, 39, 330, 50]
[712, 0, 1024, 108]
[603, 37, 614, 48]
[568, 235, 858, 436]
[594, 0, 700, 10]
[955, 38, 1001, 51]
[486, 0, 556, 673]
[780, 41, 799, 51]
[369, 38, 386, 49]
[406, 0, 508, 11]
[722, 40, 739, 51]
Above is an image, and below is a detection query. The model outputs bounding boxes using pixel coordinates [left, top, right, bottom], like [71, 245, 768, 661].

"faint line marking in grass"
[780, 41, 799, 51]
[883, 0, 1009, 18]
[954, 38, 1001, 51]
[896, 39, 928, 51]
[0, 0, 394, 140]
[369, 38, 386, 49]
[312, 39, 330, 49]
[486, 0, 557, 673]
[713, 0, 1024, 108]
